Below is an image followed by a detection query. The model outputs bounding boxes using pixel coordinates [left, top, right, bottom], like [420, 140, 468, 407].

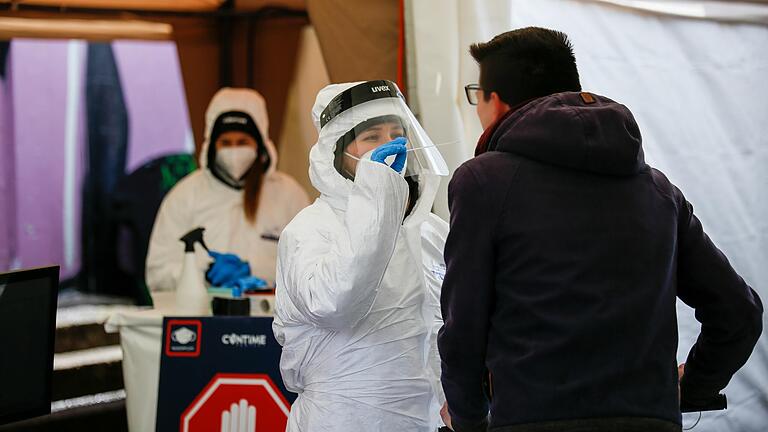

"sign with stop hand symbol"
[156, 317, 296, 432]
[180, 373, 289, 432]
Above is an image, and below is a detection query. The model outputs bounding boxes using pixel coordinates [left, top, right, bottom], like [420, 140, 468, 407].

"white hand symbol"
[220, 399, 256, 432]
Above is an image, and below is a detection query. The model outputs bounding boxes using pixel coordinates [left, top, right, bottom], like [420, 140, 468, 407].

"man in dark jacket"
[438, 27, 763, 432]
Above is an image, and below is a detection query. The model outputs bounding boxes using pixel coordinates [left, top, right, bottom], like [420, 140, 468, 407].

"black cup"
[211, 297, 251, 316]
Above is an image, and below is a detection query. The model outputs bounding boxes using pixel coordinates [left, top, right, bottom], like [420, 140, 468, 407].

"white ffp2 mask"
[216, 147, 257, 180]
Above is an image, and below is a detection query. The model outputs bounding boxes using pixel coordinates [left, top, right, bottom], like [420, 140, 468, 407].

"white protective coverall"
[273, 82, 448, 432]
[146, 88, 310, 291]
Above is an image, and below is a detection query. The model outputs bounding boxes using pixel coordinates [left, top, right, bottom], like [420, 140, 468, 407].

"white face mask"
[341, 149, 373, 179]
[216, 147, 257, 180]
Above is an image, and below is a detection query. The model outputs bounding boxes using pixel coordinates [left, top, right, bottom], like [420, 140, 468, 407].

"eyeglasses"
[464, 84, 483, 105]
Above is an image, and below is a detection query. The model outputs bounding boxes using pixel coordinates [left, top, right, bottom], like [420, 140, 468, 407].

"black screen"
[0, 267, 58, 425]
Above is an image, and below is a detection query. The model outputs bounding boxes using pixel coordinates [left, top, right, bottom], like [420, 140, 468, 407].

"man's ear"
[490, 92, 511, 116]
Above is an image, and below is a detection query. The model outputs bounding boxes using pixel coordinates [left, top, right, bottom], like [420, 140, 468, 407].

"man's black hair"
[469, 27, 581, 106]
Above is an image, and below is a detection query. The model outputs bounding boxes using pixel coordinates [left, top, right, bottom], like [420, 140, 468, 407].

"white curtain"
[407, 1, 768, 430]
[587, 0, 768, 24]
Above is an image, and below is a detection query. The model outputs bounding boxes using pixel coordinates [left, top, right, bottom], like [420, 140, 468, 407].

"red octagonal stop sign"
[180, 373, 290, 432]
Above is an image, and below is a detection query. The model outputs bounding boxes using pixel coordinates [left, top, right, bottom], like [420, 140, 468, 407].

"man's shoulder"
[453, 151, 522, 187]
[645, 166, 683, 205]
[449, 153, 522, 213]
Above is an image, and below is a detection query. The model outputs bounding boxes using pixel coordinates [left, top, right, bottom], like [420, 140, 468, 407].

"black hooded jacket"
[438, 92, 763, 431]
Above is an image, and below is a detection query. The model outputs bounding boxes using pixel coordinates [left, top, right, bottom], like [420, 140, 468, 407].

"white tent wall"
[587, 0, 768, 24]
[405, 0, 510, 218]
[276, 24, 328, 199]
[407, 0, 768, 430]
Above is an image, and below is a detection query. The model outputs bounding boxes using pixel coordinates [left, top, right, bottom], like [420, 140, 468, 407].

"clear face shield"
[319, 80, 449, 180]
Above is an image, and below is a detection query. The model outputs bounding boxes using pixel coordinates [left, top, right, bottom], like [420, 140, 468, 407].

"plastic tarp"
[407, 0, 768, 430]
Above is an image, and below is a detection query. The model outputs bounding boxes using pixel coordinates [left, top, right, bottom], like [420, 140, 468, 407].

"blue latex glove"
[233, 276, 269, 292]
[206, 251, 250, 287]
[370, 137, 407, 173]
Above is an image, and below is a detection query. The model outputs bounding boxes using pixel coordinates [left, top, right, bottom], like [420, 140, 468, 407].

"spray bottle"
[175, 227, 211, 315]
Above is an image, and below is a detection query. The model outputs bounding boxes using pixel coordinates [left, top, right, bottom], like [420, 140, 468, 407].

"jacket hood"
[200, 87, 278, 175]
[488, 92, 645, 176]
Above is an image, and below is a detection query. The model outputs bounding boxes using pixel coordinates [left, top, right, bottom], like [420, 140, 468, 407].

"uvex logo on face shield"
[320, 80, 401, 128]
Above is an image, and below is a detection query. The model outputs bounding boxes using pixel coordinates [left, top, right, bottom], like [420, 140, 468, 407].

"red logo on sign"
[180, 373, 290, 432]
[165, 320, 202, 358]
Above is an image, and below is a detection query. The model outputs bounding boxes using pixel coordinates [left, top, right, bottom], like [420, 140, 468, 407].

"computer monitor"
[0, 266, 59, 425]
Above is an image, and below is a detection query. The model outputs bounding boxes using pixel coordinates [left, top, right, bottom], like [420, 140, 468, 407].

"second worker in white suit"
[273, 80, 450, 431]
[146, 88, 310, 293]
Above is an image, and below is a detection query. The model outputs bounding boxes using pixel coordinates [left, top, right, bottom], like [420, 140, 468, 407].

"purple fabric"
[11, 40, 71, 275]
[2, 39, 191, 280]
[0, 74, 17, 271]
[112, 40, 192, 172]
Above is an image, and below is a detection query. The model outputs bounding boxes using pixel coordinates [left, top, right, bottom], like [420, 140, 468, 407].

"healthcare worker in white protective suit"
[146, 88, 310, 293]
[273, 80, 450, 431]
